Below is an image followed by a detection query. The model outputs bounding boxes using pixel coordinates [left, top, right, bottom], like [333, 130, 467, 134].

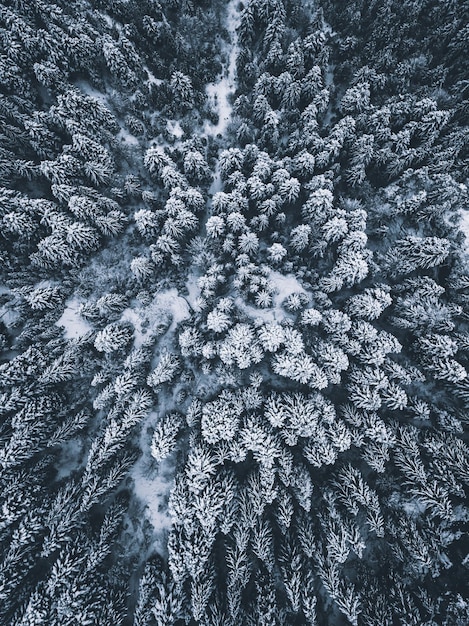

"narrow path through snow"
[203, 0, 240, 137]
[133, 4, 242, 547]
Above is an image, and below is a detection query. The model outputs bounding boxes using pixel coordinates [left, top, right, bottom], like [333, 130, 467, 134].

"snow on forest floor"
[124, 290, 191, 551]
[60, 0, 242, 548]
[167, 120, 184, 138]
[0, 285, 20, 330]
[56, 297, 93, 339]
[145, 66, 163, 87]
[237, 271, 308, 323]
[269, 270, 308, 306]
[460, 209, 469, 251]
[117, 128, 140, 146]
[131, 409, 176, 555]
[121, 288, 192, 349]
[157, 289, 192, 331]
[75, 80, 110, 105]
[203, 0, 240, 137]
[185, 272, 202, 312]
[208, 166, 223, 196]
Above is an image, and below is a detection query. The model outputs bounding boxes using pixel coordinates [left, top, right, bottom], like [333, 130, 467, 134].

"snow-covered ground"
[145, 67, 163, 87]
[117, 128, 140, 146]
[112, 0, 243, 556]
[120, 288, 192, 349]
[460, 209, 469, 251]
[203, 0, 240, 137]
[208, 165, 223, 196]
[75, 80, 109, 105]
[236, 271, 308, 323]
[120, 307, 147, 348]
[269, 271, 307, 307]
[57, 297, 93, 339]
[157, 288, 191, 331]
[185, 272, 202, 312]
[130, 411, 175, 555]
[123, 289, 193, 550]
[0, 285, 20, 329]
[167, 120, 184, 139]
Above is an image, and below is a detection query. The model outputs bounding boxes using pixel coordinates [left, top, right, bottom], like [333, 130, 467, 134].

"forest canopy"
[0, 0, 469, 624]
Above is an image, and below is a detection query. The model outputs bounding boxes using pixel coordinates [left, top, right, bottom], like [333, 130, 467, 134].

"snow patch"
[185, 273, 202, 312]
[99, 12, 123, 32]
[167, 120, 184, 139]
[203, 0, 240, 137]
[236, 271, 308, 323]
[235, 297, 280, 323]
[57, 297, 93, 339]
[155, 288, 191, 332]
[0, 285, 18, 329]
[146, 68, 163, 86]
[208, 167, 223, 198]
[269, 271, 307, 307]
[117, 128, 140, 146]
[119, 289, 191, 348]
[75, 80, 109, 105]
[460, 209, 469, 251]
[120, 307, 147, 348]
[131, 411, 175, 555]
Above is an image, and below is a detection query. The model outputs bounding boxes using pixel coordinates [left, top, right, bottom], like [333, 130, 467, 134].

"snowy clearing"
[203, 0, 240, 137]
[185, 273, 202, 312]
[0, 288, 20, 329]
[235, 272, 308, 323]
[120, 307, 147, 348]
[131, 410, 176, 555]
[154, 288, 191, 332]
[75, 80, 109, 105]
[119, 289, 192, 349]
[57, 297, 93, 339]
[269, 271, 307, 306]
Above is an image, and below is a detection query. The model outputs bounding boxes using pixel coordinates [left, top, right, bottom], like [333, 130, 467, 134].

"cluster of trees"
[0, 0, 468, 624]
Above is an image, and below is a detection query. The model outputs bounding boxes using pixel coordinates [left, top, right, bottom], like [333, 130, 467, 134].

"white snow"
[269, 270, 307, 307]
[167, 120, 184, 138]
[235, 271, 308, 323]
[0, 288, 19, 328]
[203, 0, 240, 137]
[131, 410, 176, 555]
[325, 65, 335, 87]
[460, 209, 469, 251]
[125, 288, 192, 551]
[155, 288, 191, 332]
[119, 289, 191, 349]
[99, 12, 123, 32]
[117, 128, 140, 146]
[56, 297, 93, 339]
[145, 67, 163, 86]
[185, 273, 202, 311]
[235, 297, 279, 323]
[75, 80, 109, 105]
[120, 307, 147, 348]
[208, 166, 223, 197]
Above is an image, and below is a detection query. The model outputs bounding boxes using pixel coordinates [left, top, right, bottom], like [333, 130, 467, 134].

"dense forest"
[1, 0, 469, 624]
